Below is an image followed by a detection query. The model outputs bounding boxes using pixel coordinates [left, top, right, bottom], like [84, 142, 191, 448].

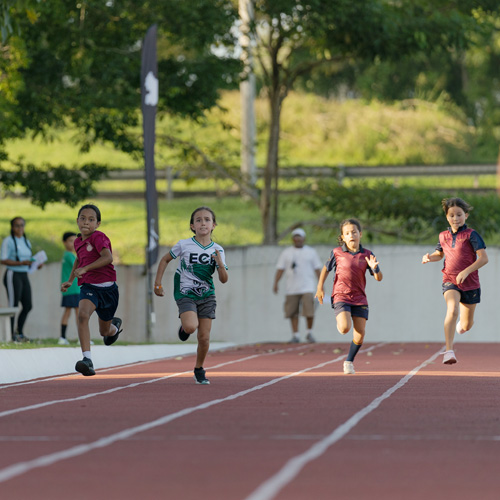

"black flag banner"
[141, 24, 159, 269]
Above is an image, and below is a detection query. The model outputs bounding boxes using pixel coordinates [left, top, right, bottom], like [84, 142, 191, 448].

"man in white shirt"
[273, 228, 322, 343]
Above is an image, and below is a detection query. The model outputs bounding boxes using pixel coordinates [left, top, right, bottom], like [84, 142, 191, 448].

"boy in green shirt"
[59, 232, 80, 345]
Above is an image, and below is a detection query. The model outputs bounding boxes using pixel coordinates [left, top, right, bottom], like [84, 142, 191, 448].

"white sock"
[83, 351, 92, 360]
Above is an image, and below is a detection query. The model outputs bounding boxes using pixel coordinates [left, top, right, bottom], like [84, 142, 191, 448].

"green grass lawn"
[0, 338, 179, 348]
[0, 195, 328, 265]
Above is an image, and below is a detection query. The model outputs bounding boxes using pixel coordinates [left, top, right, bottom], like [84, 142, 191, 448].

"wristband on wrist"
[373, 265, 380, 273]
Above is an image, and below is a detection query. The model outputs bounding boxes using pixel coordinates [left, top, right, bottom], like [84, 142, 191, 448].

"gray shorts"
[176, 295, 217, 319]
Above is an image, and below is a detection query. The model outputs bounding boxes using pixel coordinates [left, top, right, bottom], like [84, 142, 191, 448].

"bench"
[0, 307, 19, 343]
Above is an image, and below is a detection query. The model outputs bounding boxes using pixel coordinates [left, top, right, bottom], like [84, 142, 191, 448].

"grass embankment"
[6, 90, 492, 171]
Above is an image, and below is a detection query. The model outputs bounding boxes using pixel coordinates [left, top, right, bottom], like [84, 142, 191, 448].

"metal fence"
[100, 163, 499, 198]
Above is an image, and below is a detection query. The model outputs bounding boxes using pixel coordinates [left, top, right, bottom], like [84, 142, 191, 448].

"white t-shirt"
[276, 245, 322, 295]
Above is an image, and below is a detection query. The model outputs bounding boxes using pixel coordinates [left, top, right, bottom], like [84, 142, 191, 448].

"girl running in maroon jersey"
[316, 219, 383, 374]
[422, 197, 488, 365]
[61, 204, 122, 377]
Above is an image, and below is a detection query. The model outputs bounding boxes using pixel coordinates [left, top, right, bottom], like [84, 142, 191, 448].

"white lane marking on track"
[0, 344, 312, 418]
[0, 359, 159, 390]
[0, 344, 383, 484]
[244, 347, 443, 500]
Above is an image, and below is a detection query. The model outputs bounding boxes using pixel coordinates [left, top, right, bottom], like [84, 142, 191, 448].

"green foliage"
[304, 180, 500, 243]
[4, 0, 240, 146]
[0, 0, 240, 206]
[0, 162, 108, 209]
[297, 4, 500, 152]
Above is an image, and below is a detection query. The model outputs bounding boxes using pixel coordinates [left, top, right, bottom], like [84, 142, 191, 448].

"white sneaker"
[456, 320, 466, 335]
[343, 361, 355, 374]
[306, 332, 316, 343]
[290, 335, 300, 343]
[442, 350, 457, 364]
[58, 337, 70, 345]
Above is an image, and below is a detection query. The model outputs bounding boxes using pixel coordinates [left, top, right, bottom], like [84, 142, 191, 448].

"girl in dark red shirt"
[316, 219, 383, 374]
[422, 197, 488, 365]
[61, 204, 123, 376]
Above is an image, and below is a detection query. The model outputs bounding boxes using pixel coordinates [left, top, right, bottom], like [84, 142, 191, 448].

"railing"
[99, 163, 499, 198]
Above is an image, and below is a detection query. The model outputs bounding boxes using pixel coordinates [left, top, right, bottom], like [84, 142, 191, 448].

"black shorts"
[332, 300, 369, 320]
[80, 283, 119, 321]
[442, 282, 481, 305]
[61, 293, 79, 308]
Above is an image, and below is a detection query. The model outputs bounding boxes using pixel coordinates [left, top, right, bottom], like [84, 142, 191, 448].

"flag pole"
[141, 24, 159, 342]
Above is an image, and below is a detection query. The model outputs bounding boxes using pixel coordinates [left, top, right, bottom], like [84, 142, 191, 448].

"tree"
[299, 7, 500, 157]
[0, 0, 240, 207]
[246, 0, 500, 243]
[304, 180, 500, 243]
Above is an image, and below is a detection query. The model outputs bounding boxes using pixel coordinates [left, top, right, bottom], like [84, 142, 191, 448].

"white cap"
[291, 228, 306, 238]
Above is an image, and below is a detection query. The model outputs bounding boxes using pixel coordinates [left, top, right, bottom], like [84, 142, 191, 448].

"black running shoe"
[178, 325, 189, 342]
[13, 333, 30, 343]
[104, 317, 122, 346]
[194, 367, 210, 385]
[75, 357, 96, 376]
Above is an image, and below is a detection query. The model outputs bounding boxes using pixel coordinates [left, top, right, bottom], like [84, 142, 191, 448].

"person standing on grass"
[273, 228, 322, 343]
[61, 204, 123, 376]
[316, 218, 383, 375]
[1, 217, 43, 342]
[422, 197, 488, 365]
[59, 232, 80, 345]
[154, 206, 228, 385]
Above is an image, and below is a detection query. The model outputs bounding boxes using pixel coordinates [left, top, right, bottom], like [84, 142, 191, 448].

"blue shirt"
[1, 235, 32, 272]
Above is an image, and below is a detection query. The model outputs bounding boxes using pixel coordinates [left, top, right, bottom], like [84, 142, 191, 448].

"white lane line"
[0, 346, 384, 484]
[0, 345, 312, 419]
[0, 358, 160, 390]
[244, 347, 443, 500]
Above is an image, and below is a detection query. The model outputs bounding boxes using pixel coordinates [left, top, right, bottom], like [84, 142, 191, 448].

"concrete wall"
[2, 245, 499, 344]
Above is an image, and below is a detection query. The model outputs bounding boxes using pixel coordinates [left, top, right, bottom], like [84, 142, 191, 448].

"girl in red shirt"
[422, 198, 488, 365]
[316, 219, 383, 374]
[61, 204, 122, 376]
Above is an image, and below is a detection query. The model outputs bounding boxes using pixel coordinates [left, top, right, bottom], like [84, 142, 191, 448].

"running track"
[1, 342, 500, 500]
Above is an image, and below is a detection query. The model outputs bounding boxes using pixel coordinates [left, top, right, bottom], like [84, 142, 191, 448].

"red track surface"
[1, 342, 500, 500]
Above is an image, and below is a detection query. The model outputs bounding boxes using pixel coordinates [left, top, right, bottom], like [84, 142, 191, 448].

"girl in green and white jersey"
[154, 206, 228, 384]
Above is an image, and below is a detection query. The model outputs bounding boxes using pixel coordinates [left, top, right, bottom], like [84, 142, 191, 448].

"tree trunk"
[261, 89, 282, 244]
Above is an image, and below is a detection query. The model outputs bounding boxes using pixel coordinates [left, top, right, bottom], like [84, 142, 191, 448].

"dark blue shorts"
[61, 293, 79, 308]
[332, 300, 369, 320]
[80, 283, 119, 321]
[442, 282, 481, 305]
